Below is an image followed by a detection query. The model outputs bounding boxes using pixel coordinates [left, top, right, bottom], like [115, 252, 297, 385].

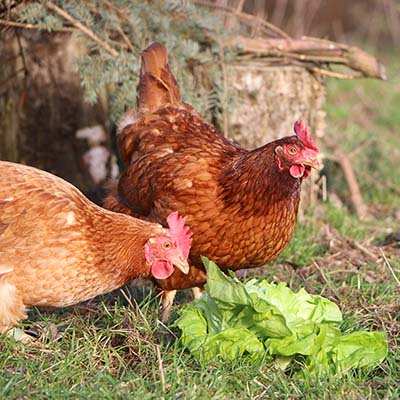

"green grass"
[277, 216, 327, 267]
[277, 202, 371, 268]
[323, 202, 370, 240]
[1, 206, 399, 400]
[2, 160, 400, 394]
[1, 264, 399, 400]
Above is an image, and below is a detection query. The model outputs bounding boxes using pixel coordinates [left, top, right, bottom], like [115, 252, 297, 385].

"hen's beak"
[302, 158, 320, 170]
[171, 255, 190, 275]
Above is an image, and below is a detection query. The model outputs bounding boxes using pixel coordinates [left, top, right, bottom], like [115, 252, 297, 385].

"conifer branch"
[116, 26, 135, 52]
[0, 18, 72, 31]
[45, 2, 119, 57]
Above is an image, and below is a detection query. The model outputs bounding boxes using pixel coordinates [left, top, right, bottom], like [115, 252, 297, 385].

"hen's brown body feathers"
[116, 107, 301, 290]
[0, 161, 165, 331]
[105, 43, 306, 292]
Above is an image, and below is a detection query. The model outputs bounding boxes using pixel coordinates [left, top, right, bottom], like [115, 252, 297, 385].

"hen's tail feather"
[138, 42, 181, 113]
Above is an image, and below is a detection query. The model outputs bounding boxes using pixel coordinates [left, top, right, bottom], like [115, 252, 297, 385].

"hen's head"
[144, 212, 192, 279]
[274, 120, 320, 179]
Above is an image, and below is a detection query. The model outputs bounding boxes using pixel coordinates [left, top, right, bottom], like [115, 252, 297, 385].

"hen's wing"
[0, 162, 89, 291]
[117, 106, 242, 220]
[0, 161, 91, 229]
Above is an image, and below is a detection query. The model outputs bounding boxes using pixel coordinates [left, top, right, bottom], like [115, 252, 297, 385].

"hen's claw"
[6, 328, 36, 344]
[192, 287, 203, 300]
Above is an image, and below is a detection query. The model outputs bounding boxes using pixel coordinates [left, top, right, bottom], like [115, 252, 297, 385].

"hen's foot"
[160, 290, 177, 323]
[192, 287, 204, 300]
[6, 328, 36, 344]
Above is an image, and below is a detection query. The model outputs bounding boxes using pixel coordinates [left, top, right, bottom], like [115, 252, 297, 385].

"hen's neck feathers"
[220, 141, 301, 212]
[85, 207, 161, 279]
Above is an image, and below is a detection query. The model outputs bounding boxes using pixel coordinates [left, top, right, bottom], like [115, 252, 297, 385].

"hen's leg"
[0, 273, 28, 341]
[192, 287, 204, 300]
[160, 290, 177, 323]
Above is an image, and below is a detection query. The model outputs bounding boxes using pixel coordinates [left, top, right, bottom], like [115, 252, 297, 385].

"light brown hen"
[0, 161, 191, 338]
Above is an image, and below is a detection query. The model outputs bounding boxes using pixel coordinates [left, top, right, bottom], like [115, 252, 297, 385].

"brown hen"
[104, 43, 320, 320]
[0, 161, 191, 338]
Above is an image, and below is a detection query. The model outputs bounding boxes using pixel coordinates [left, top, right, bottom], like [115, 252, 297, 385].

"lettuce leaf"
[176, 258, 388, 374]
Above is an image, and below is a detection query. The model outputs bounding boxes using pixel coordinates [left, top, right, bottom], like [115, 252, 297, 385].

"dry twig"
[380, 248, 400, 287]
[116, 26, 135, 52]
[0, 18, 72, 31]
[156, 345, 166, 393]
[313, 261, 341, 299]
[334, 150, 368, 220]
[323, 137, 368, 220]
[349, 240, 378, 261]
[309, 66, 360, 80]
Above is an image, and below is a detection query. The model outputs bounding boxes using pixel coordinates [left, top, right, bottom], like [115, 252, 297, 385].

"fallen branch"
[223, 36, 386, 80]
[193, 2, 386, 79]
[3, 2, 385, 81]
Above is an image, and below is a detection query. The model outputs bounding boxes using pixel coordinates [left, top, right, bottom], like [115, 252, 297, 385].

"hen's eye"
[163, 241, 172, 249]
[288, 146, 297, 155]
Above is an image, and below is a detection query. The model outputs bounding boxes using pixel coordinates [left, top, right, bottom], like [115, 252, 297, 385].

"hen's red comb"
[167, 212, 192, 258]
[294, 120, 319, 152]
